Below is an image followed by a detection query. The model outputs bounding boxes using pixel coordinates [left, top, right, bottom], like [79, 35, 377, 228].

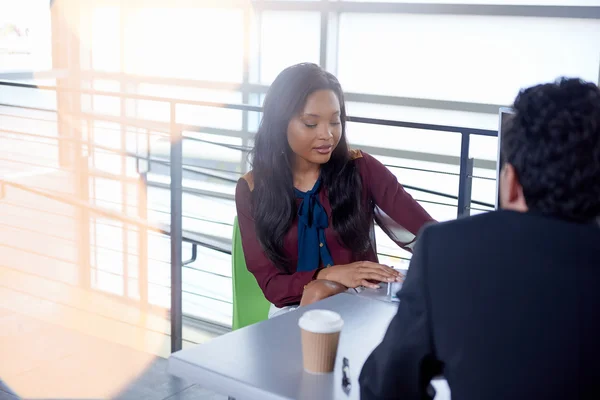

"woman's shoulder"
[236, 172, 254, 206]
[349, 149, 377, 168]
[349, 149, 364, 161]
[348, 149, 384, 181]
[349, 149, 377, 162]
[238, 171, 254, 191]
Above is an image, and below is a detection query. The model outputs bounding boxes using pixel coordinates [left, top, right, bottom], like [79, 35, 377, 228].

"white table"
[168, 292, 450, 400]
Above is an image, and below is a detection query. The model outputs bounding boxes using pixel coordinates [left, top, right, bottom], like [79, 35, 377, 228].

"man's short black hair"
[503, 78, 600, 222]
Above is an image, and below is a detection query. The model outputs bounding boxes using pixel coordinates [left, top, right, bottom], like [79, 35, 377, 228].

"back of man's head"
[502, 78, 600, 222]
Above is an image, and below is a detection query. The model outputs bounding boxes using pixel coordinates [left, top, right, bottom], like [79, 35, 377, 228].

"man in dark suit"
[359, 78, 600, 400]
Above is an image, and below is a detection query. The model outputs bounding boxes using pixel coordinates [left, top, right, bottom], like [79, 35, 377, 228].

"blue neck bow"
[295, 177, 334, 272]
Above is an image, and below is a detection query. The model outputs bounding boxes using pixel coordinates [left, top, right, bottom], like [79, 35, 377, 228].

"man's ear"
[500, 163, 528, 212]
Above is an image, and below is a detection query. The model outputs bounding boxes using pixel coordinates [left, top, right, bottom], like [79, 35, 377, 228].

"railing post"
[170, 102, 183, 353]
[137, 129, 150, 308]
[463, 158, 474, 217]
[457, 133, 471, 218]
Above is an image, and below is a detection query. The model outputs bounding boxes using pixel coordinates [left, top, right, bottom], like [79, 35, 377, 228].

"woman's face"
[287, 89, 343, 167]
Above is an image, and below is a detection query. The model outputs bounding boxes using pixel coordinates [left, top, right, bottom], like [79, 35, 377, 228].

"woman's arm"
[358, 151, 436, 251]
[235, 177, 319, 308]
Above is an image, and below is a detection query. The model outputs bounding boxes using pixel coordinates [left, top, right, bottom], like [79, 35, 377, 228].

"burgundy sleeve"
[235, 178, 318, 308]
[359, 152, 436, 251]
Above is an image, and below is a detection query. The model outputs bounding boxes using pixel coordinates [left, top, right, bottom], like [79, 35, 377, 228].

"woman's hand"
[300, 280, 348, 306]
[316, 261, 402, 289]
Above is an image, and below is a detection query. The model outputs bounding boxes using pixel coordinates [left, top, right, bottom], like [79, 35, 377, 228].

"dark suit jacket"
[359, 210, 600, 400]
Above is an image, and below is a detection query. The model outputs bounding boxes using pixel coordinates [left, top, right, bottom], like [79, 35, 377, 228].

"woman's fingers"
[361, 261, 398, 273]
[361, 261, 402, 282]
[360, 279, 380, 289]
[358, 262, 398, 279]
[360, 271, 395, 283]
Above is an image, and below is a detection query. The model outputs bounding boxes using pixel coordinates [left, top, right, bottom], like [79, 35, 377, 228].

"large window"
[85, 1, 600, 329]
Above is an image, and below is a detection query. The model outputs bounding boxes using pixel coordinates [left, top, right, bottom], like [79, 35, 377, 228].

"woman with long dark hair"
[235, 63, 435, 317]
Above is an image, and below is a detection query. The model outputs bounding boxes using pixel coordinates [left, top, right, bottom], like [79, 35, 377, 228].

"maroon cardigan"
[235, 150, 436, 308]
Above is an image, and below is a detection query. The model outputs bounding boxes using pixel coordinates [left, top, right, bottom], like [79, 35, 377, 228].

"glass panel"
[374, 154, 460, 221]
[338, 14, 600, 104]
[258, 11, 321, 84]
[124, 8, 244, 82]
[346, 121, 462, 160]
[469, 135, 499, 209]
[346, 100, 498, 131]
[92, 6, 121, 72]
[177, 103, 243, 131]
[93, 269, 124, 296]
[0, 86, 57, 109]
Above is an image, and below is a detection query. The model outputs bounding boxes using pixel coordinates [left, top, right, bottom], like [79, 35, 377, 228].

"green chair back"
[231, 216, 270, 330]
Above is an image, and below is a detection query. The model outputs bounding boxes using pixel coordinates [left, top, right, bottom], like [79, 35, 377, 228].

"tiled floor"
[1, 360, 226, 400]
[0, 309, 226, 400]
[114, 358, 227, 400]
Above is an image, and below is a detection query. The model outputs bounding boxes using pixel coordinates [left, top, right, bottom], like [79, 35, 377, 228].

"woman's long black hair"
[250, 63, 372, 272]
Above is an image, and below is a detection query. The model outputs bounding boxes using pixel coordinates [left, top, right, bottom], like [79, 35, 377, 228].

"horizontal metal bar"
[348, 115, 496, 137]
[0, 199, 74, 219]
[183, 264, 232, 280]
[346, 92, 504, 115]
[149, 158, 242, 180]
[403, 184, 457, 202]
[181, 125, 253, 140]
[470, 199, 495, 209]
[179, 134, 248, 151]
[1, 180, 159, 230]
[158, 223, 232, 254]
[0, 208, 232, 268]
[254, 1, 600, 19]
[358, 143, 497, 170]
[0, 241, 79, 267]
[413, 198, 456, 208]
[470, 174, 496, 181]
[0, 69, 68, 80]
[467, 205, 494, 212]
[0, 81, 263, 112]
[0, 102, 57, 113]
[0, 155, 62, 170]
[182, 314, 231, 337]
[0, 258, 166, 316]
[38, 0, 598, 19]
[79, 70, 245, 91]
[0, 127, 239, 181]
[105, 0, 248, 9]
[2, 269, 176, 338]
[377, 252, 411, 261]
[147, 181, 235, 201]
[385, 163, 459, 177]
[182, 289, 231, 305]
[0, 112, 57, 123]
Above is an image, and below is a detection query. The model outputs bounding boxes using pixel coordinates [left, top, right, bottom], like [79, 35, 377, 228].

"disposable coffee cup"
[298, 310, 344, 374]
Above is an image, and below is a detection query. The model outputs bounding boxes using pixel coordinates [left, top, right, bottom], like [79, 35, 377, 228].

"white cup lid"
[298, 309, 344, 334]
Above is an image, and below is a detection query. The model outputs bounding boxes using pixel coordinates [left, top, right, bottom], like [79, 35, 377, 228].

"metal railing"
[0, 78, 498, 352]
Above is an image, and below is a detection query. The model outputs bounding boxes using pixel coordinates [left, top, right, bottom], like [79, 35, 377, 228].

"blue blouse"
[294, 177, 335, 272]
